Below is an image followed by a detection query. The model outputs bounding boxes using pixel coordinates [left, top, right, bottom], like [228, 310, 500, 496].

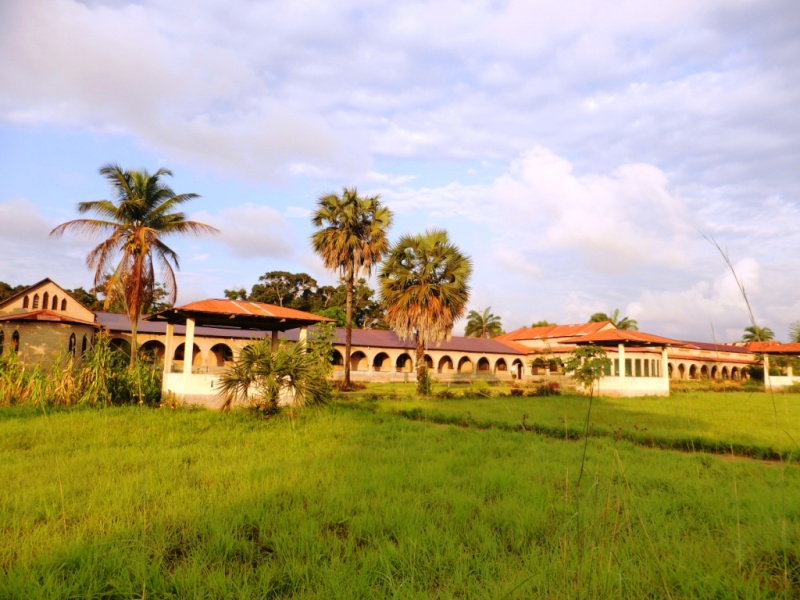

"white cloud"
[195, 204, 294, 258]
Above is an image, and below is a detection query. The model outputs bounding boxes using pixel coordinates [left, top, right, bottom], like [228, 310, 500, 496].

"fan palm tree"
[464, 307, 503, 338]
[589, 308, 638, 331]
[379, 229, 472, 395]
[50, 164, 218, 363]
[742, 325, 775, 343]
[311, 187, 393, 388]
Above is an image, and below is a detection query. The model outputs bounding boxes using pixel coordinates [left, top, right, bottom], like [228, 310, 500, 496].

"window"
[23, 296, 29, 309]
[11, 330, 19, 353]
[52, 295, 59, 310]
[0, 330, 4, 355]
[32, 294, 39, 309]
[61, 299, 67, 311]
[82, 335, 88, 354]
[43, 292, 49, 310]
[69, 333, 77, 356]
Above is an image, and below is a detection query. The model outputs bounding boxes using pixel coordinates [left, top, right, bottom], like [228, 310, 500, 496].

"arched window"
[61, 299, 67, 311]
[52, 295, 59, 310]
[68, 333, 77, 356]
[23, 296, 29, 309]
[0, 330, 4, 355]
[32, 294, 39, 309]
[11, 330, 19, 353]
[82, 335, 88, 354]
[43, 292, 49, 310]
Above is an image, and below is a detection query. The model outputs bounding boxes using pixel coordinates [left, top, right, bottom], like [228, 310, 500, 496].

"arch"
[457, 356, 473, 374]
[61, 299, 67, 311]
[395, 353, 413, 373]
[438, 355, 454, 373]
[710, 366, 718, 379]
[331, 349, 344, 367]
[110, 337, 132, 355]
[209, 343, 233, 367]
[512, 359, 524, 378]
[689, 364, 698, 379]
[0, 330, 4, 355]
[140, 340, 166, 364]
[372, 352, 391, 372]
[700, 365, 709, 379]
[12, 330, 19, 352]
[22, 296, 29, 309]
[350, 351, 368, 372]
[476, 357, 491, 373]
[668, 362, 674, 378]
[81, 335, 88, 355]
[731, 366, 740, 381]
[43, 292, 49, 311]
[68, 333, 76, 356]
[721, 366, 729, 380]
[174, 342, 202, 367]
[51, 295, 58, 310]
[32, 294, 39, 309]
[423, 354, 433, 369]
[678, 363, 686, 379]
[494, 358, 508, 374]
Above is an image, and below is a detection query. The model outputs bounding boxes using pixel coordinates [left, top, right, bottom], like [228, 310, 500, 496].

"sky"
[1, 0, 799, 342]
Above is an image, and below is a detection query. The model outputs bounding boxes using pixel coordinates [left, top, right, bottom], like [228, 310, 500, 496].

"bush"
[526, 382, 561, 397]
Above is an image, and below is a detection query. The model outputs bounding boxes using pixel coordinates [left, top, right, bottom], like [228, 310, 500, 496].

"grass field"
[2, 395, 799, 598]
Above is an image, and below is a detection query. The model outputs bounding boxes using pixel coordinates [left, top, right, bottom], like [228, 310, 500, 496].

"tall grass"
[1, 405, 798, 598]
[0, 333, 161, 407]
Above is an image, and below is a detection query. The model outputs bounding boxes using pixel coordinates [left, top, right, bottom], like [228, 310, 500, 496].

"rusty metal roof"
[746, 341, 800, 355]
[0, 309, 98, 327]
[146, 299, 332, 331]
[496, 322, 614, 342]
[560, 329, 691, 348]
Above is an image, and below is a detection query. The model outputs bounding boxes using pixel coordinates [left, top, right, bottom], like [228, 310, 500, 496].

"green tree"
[531, 320, 556, 327]
[248, 271, 319, 309]
[0, 281, 26, 302]
[50, 164, 217, 363]
[379, 229, 472, 395]
[589, 308, 638, 331]
[464, 307, 503, 338]
[742, 325, 775, 343]
[789, 321, 800, 343]
[311, 187, 392, 388]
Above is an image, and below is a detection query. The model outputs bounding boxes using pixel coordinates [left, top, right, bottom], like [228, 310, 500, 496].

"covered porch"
[147, 299, 330, 408]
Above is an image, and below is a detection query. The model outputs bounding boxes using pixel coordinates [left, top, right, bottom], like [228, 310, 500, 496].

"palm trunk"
[415, 333, 426, 395]
[344, 263, 354, 389]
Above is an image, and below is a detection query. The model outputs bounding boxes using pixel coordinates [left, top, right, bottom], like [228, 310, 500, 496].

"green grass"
[370, 391, 800, 461]
[2, 402, 800, 598]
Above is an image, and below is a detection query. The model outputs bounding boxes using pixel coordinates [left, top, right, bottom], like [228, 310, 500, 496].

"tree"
[248, 271, 319, 309]
[589, 308, 638, 331]
[50, 164, 217, 363]
[464, 307, 503, 338]
[0, 281, 26, 302]
[311, 188, 392, 388]
[742, 325, 775, 343]
[790, 321, 800, 343]
[379, 229, 472, 395]
[531, 320, 556, 327]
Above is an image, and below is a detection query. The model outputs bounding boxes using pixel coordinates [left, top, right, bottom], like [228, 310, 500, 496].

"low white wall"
[163, 373, 297, 409]
[594, 376, 670, 397]
[764, 375, 800, 390]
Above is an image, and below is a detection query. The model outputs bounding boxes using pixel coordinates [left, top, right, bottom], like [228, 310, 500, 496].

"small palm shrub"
[217, 340, 330, 413]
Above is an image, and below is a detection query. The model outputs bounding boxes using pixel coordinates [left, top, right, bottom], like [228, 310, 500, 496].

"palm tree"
[464, 307, 503, 338]
[742, 325, 775, 343]
[379, 229, 472, 395]
[311, 187, 393, 388]
[788, 321, 800, 343]
[50, 164, 217, 363]
[589, 309, 638, 331]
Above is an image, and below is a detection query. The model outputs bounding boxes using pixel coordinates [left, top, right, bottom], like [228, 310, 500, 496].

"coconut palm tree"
[790, 321, 800, 343]
[589, 308, 638, 331]
[742, 325, 775, 343]
[311, 187, 392, 388]
[379, 229, 472, 395]
[464, 307, 503, 338]
[50, 164, 218, 363]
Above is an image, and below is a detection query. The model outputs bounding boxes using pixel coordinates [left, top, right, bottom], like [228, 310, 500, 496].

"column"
[271, 330, 279, 351]
[662, 347, 669, 380]
[618, 344, 625, 379]
[163, 322, 174, 375]
[183, 317, 195, 385]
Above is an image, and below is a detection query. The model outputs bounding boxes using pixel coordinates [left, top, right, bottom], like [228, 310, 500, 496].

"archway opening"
[373, 352, 391, 372]
[395, 353, 413, 373]
[438, 356, 454, 373]
[458, 356, 473, 374]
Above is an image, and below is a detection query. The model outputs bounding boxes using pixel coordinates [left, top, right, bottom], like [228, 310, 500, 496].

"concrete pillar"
[183, 317, 195, 384]
[618, 344, 625, 379]
[764, 354, 771, 390]
[662, 347, 669, 380]
[299, 326, 307, 346]
[271, 330, 279, 351]
[163, 322, 174, 375]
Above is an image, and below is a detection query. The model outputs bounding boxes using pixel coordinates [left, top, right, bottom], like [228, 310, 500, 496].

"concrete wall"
[0, 322, 95, 367]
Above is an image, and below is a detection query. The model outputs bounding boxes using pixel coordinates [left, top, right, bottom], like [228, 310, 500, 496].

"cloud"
[194, 204, 294, 259]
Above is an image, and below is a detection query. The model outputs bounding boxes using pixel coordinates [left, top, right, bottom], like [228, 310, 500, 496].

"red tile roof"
[0, 309, 97, 327]
[147, 299, 332, 330]
[745, 341, 800, 354]
[560, 329, 691, 347]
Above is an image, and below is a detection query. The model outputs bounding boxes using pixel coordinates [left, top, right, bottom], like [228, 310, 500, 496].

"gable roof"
[0, 278, 94, 315]
[560, 329, 691, 348]
[496, 321, 615, 343]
